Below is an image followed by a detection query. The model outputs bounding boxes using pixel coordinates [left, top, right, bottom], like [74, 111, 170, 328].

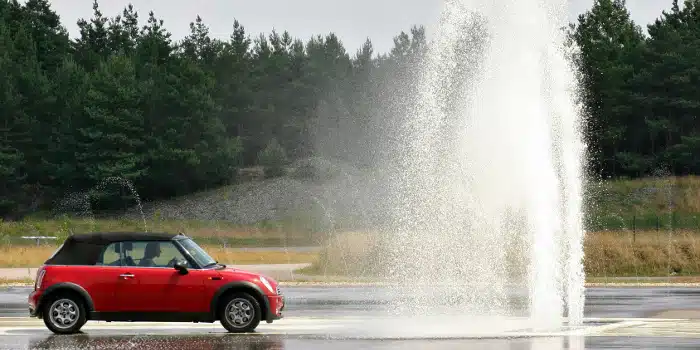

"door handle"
[119, 273, 135, 279]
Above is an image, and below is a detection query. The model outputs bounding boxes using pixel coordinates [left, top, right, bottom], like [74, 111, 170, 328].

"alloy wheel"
[48, 298, 80, 329]
[225, 297, 255, 328]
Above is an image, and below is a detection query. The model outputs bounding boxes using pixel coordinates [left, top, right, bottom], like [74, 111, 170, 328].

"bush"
[289, 157, 341, 182]
[257, 138, 287, 178]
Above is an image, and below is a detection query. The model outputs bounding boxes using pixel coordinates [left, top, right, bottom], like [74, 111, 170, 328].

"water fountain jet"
[380, 0, 587, 333]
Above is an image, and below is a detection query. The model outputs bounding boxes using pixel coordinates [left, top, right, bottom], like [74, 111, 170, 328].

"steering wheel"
[167, 257, 178, 267]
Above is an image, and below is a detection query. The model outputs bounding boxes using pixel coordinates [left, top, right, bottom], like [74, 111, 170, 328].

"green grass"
[586, 175, 700, 231]
[0, 217, 320, 247]
[5, 175, 700, 250]
[8, 175, 700, 242]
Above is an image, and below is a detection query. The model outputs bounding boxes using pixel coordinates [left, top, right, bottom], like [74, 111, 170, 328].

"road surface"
[2, 285, 700, 349]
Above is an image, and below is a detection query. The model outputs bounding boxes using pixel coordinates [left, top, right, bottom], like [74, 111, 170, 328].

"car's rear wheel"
[219, 292, 261, 333]
[42, 294, 87, 334]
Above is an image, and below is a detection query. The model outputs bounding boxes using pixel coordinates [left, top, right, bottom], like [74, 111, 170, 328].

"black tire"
[218, 292, 262, 333]
[41, 293, 87, 335]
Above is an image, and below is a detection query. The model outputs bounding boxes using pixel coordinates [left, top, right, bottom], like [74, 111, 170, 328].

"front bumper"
[266, 294, 284, 323]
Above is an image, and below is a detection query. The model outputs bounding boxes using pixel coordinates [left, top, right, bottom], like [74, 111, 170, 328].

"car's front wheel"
[42, 294, 87, 334]
[219, 292, 261, 333]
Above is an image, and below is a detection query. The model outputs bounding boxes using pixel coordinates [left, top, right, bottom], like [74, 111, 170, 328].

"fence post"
[657, 215, 660, 241]
[632, 215, 636, 243]
[672, 211, 675, 232]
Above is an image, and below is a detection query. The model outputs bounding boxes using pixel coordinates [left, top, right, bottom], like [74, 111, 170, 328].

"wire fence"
[589, 212, 700, 232]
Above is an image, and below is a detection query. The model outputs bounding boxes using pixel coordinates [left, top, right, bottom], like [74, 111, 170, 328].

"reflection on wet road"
[6, 333, 700, 350]
[2, 285, 700, 349]
[3, 334, 569, 350]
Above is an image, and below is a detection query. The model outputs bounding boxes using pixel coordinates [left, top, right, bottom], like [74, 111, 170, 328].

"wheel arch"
[38, 283, 95, 318]
[210, 281, 269, 321]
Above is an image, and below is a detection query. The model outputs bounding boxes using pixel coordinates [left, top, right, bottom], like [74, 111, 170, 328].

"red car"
[28, 232, 284, 334]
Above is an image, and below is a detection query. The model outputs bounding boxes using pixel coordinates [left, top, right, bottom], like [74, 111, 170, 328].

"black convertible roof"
[45, 232, 187, 266]
[68, 231, 183, 243]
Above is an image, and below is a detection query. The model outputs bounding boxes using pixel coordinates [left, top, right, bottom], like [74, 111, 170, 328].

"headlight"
[259, 276, 275, 294]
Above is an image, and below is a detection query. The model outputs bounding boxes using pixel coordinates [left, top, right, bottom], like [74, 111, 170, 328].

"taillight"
[34, 268, 46, 291]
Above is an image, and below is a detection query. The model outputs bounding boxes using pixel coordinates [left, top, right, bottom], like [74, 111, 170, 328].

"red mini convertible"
[28, 232, 284, 334]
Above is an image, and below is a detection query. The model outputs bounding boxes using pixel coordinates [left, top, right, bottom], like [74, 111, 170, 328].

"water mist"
[382, 0, 587, 332]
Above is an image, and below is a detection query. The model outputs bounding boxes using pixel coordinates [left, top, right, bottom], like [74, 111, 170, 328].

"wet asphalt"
[1, 285, 700, 349]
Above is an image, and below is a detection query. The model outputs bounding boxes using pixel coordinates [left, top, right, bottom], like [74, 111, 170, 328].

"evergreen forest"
[0, 0, 696, 219]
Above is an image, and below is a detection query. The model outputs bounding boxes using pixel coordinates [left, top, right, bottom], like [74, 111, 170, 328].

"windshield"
[178, 238, 217, 267]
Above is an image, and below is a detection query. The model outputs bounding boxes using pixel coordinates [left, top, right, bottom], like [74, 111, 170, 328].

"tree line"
[570, 0, 700, 179]
[0, 0, 696, 218]
[0, 0, 425, 218]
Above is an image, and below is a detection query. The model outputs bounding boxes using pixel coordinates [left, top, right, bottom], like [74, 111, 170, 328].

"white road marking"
[2, 317, 700, 338]
[571, 320, 647, 336]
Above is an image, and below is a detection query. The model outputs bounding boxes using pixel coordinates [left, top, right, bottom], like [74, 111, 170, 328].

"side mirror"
[174, 260, 188, 275]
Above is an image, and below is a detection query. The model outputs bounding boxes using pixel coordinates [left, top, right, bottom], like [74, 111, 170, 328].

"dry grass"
[0, 277, 34, 285]
[298, 231, 386, 277]
[206, 248, 318, 265]
[586, 276, 700, 284]
[0, 244, 318, 268]
[4, 229, 699, 277]
[585, 230, 700, 276]
[0, 245, 59, 268]
[302, 230, 700, 278]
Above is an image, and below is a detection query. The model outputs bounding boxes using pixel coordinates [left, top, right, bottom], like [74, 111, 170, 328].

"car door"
[89, 242, 135, 312]
[114, 240, 208, 314]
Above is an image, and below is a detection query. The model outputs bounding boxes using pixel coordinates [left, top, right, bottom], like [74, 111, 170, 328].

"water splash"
[51, 177, 147, 233]
[52, 192, 96, 232]
[52, 177, 147, 231]
[91, 176, 148, 232]
[382, 0, 586, 331]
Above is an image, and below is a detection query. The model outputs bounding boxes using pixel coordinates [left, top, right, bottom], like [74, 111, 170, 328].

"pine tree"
[569, 0, 646, 177]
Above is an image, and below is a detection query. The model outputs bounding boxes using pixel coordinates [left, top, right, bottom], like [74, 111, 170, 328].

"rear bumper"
[28, 290, 41, 317]
[266, 295, 284, 323]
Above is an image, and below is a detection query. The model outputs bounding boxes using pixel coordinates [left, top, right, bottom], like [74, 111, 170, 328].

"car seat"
[121, 241, 136, 266]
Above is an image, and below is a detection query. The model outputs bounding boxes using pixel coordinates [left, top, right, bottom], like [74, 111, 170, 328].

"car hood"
[216, 267, 279, 294]
[217, 266, 276, 282]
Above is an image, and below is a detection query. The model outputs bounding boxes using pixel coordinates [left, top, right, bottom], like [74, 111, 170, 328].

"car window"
[98, 243, 122, 266]
[178, 238, 216, 267]
[126, 241, 189, 268]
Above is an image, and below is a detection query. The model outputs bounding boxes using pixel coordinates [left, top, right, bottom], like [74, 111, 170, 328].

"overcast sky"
[46, 0, 677, 55]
